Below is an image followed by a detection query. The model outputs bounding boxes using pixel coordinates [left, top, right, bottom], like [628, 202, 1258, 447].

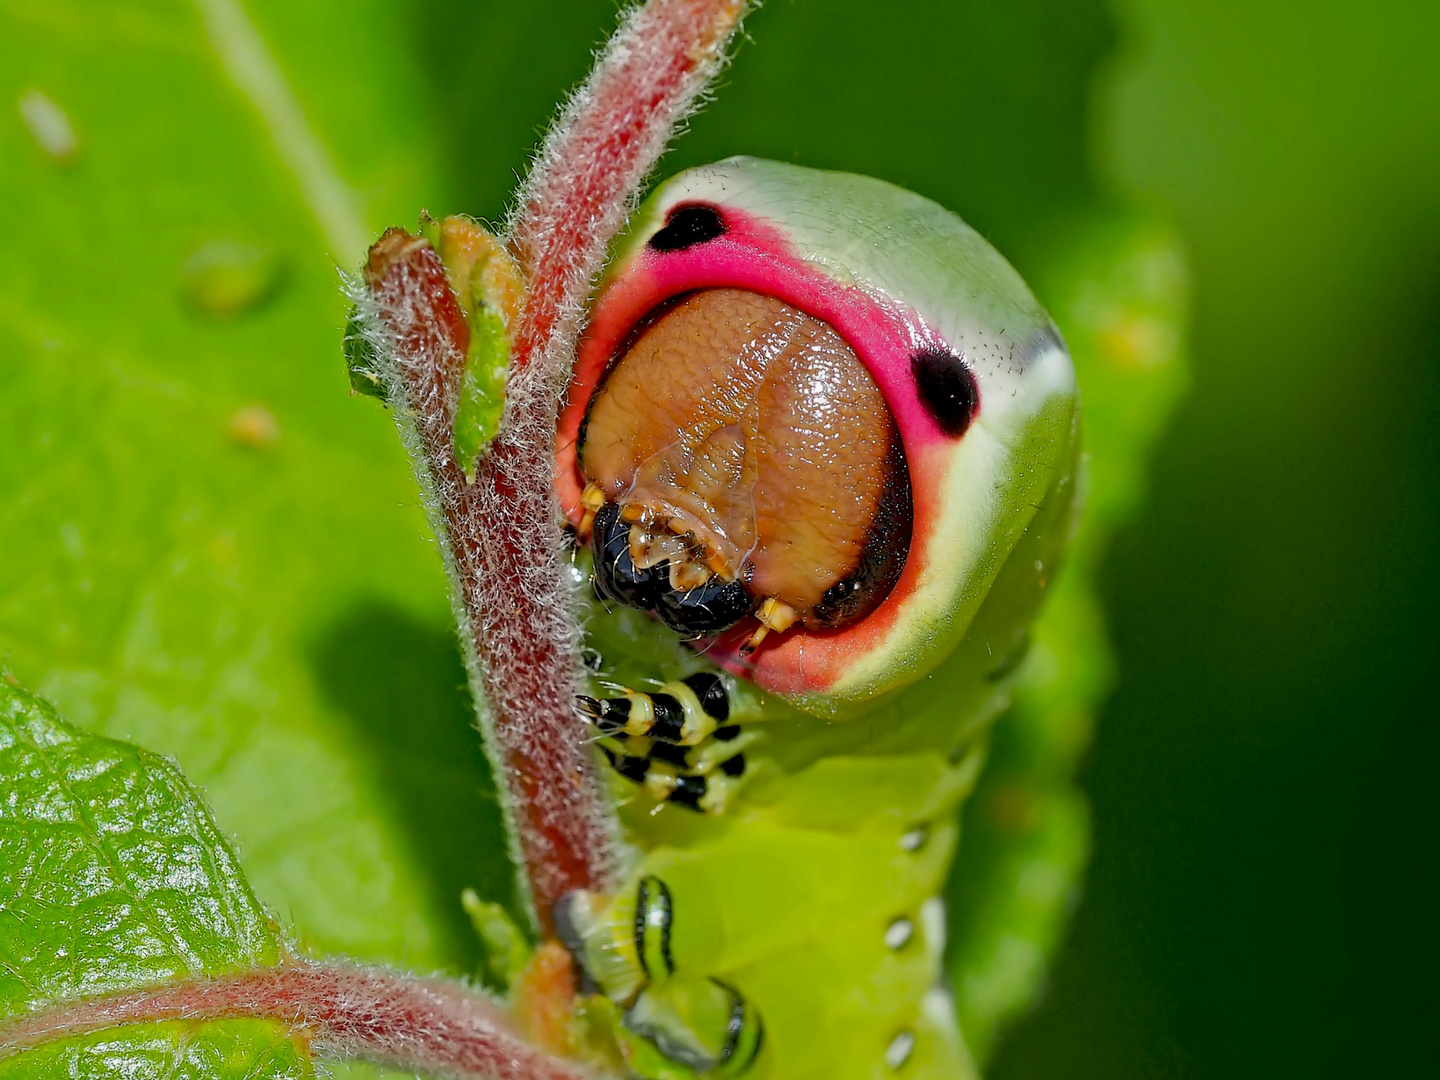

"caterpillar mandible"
[551, 158, 1077, 1079]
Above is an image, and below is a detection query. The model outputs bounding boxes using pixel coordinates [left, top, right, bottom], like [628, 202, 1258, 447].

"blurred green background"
[3, 0, 1438, 1077]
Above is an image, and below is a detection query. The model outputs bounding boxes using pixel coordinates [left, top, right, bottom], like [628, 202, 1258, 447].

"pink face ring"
[558, 159, 1077, 714]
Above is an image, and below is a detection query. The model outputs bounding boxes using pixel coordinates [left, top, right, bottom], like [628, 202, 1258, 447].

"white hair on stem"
[0, 962, 589, 1080]
[349, 0, 750, 934]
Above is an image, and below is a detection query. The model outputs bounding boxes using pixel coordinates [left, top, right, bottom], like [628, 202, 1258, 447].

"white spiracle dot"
[884, 1031, 916, 1070]
[884, 917, 913, 950]
[898, 825, 927, 852]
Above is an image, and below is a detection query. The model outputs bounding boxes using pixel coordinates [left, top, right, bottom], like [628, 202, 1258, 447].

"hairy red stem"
[509, 0, 748, 375]
[0, 962, 587, 1080]
[361, 233, 605, 932]
[358, 0, 747, 932]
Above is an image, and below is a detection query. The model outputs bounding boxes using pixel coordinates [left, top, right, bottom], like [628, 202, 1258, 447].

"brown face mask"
[579, 287, 911, 641]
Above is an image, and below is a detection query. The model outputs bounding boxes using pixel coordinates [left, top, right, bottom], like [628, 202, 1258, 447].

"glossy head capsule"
[579, 287, 912, 639]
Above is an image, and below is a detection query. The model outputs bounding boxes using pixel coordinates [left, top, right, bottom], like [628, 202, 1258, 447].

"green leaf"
[0, 1020, 311, 1080]
[0, 679, 281, 1012]
[0, 4, 518, 1076]
[0, 0, 512, 981]
[0, 678, 311, 1077]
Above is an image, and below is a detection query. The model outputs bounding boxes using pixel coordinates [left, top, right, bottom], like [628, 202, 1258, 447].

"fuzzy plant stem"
[0, 962, 587, 1080]
[357, 0, 748, 933]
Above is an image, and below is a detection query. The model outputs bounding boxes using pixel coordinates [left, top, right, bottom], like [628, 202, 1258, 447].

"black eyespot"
[719, 752, 746, 777]
[649, 204, 727, 252]
[713, 724, 741, 742]
[911, 347, 979, 436]
[682, 672, 729, 721]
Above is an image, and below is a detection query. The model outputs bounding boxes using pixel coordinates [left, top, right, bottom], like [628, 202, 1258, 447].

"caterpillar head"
[558, 158, 1078, 716]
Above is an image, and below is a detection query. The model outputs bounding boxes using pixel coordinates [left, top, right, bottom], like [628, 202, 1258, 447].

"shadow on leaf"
[309, 602, 515, 973]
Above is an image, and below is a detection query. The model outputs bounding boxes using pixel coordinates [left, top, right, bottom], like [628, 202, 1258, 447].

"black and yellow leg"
[596, 723, 756, 815]
[577, 672, 729, 745]
[600, 726, 757, 774]
[598, 745, 750, 814]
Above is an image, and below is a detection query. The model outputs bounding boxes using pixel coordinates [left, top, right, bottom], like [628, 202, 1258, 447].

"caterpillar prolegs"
[548, 158, 1080, 1080]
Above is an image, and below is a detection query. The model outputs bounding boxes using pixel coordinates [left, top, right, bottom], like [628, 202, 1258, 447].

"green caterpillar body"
[571, 573, 1050, 1080]
[551, 160, 1186, 1080]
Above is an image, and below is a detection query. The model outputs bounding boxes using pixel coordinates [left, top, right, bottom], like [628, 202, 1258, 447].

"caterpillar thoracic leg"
[579, 674, 752, 814]
[598, 742, 751, 815]
[577, 672, 729, 744]
[602, 726, 757, 774]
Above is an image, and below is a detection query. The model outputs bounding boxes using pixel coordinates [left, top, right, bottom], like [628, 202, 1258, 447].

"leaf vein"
[190, 0, 369, 263]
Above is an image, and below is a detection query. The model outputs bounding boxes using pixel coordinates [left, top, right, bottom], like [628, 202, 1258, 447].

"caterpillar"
[549, 158, 1080, 1080]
